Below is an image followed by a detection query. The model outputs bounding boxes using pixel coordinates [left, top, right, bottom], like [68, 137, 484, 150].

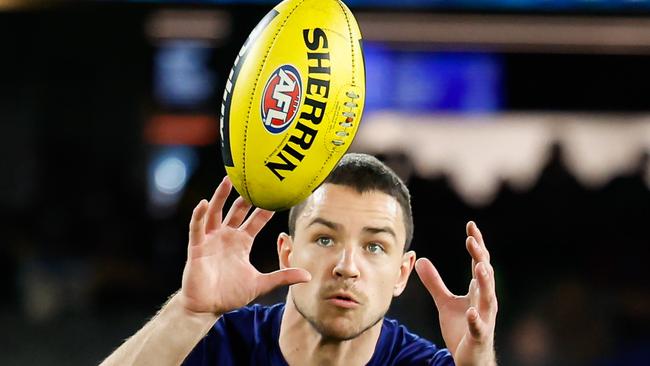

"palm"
[415, 222, 498, 366]
[436, 294, 471, 355]
[183, 229, 258, 314]
[180, 177, 311, 316]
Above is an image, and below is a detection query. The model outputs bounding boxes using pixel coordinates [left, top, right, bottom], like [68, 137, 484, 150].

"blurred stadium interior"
[0, 0, 649, 365]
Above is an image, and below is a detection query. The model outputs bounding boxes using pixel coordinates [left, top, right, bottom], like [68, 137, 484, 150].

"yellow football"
[220, 0, 365, 211]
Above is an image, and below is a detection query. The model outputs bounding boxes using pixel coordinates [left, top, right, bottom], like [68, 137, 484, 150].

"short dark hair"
[288, 153, 414, 250]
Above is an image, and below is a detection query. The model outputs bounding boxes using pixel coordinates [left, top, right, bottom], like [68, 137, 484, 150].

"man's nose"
[332, 247, 360, 279]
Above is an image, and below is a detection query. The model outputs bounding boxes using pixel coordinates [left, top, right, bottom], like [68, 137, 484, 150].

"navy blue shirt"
[183, 303, 454, 366]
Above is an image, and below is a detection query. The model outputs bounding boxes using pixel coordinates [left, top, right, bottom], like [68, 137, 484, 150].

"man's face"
[281, 184, 414, 341]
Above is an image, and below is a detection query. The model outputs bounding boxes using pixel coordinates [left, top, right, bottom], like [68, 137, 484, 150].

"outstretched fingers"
[467, 221, 489, 258]
[475, 261, 498, 319]
[415, 257, 454, 308]
[205, 176, 233, 232]
[189, 199, 209, 246]
[223, 197, 253, 228]
[467, 236, 489, 279]
[465, 222, 498, 346]
[466, 222, 491, 279]
[240, 208, 275, 238]
[466, 307, 490, 341]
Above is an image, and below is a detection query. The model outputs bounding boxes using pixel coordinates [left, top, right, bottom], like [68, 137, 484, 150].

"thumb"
[415, 257, 453, 308]
[256, 268, 312, 297]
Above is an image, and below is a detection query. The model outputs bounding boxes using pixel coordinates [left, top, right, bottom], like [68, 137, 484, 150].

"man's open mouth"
[325, 292, 360, 308]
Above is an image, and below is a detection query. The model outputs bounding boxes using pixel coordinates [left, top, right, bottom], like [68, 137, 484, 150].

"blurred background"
[1, 0, 649, 365]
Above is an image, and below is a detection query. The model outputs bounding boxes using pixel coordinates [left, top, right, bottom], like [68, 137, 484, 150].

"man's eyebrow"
[307, 217, 341, 231]
[363, 226, 397, 239]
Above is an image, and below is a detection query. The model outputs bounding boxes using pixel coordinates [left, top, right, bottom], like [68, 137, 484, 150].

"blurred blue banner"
[364, 43, 502, 114]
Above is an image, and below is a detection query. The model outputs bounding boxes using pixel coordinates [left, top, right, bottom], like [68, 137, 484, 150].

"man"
[102, 153, 498, 365]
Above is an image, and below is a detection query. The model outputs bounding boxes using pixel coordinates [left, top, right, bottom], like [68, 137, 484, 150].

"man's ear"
[393, 250, 416, 297]
[277, 232, 294, 270]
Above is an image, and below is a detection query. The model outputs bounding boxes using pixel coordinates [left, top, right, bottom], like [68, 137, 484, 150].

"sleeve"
[182, 306, 268, 366]
[394, 341, 455, 366]
[181, 316, 236, 366]
[427, 348, 455, 366]
[377, 318, 455, 366]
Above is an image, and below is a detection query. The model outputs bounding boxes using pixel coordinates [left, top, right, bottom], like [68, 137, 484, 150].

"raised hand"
[415, 221, 498, 366]
[180, 176, 311, 316]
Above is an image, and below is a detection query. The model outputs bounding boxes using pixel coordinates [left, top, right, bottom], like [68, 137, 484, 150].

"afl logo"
[261, 65, 302, 134]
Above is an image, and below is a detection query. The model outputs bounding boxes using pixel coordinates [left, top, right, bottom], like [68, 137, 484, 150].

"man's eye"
[316, 237, 333, 247]
[366, 243, 385, 254]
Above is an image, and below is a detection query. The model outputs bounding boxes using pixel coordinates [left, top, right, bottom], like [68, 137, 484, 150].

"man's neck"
[278, 296, 383, 366]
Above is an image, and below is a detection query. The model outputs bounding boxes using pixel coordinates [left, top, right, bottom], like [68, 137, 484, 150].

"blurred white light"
[154, 157, 187, 195]
[147, 146, 198, 218]
[355, 113, 650, 206]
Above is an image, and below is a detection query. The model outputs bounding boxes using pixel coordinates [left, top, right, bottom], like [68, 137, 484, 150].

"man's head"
[289, 153, 414, 250]
[277, 153, 416, 341]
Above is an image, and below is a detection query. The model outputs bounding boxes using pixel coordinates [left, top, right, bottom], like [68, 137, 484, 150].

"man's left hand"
[415, 221, 498, 366]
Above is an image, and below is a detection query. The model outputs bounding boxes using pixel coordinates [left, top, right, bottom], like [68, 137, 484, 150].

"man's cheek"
[293, 277, 317, 297]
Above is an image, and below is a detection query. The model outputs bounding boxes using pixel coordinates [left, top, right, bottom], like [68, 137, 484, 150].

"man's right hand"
[180, 176, 312, 316]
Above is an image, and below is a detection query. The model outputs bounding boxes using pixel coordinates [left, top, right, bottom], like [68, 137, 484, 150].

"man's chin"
[310, 318, 366, 341]
[300, 307, 383, 341]
[292, 294, 387, 342]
